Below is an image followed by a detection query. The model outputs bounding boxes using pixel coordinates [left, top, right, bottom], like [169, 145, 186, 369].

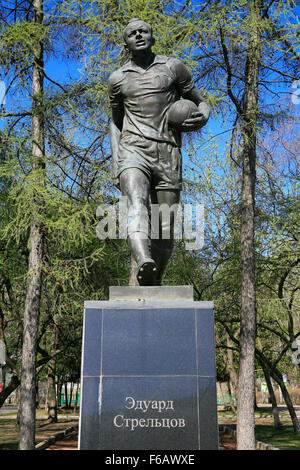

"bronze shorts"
[117, 131, 182, 191]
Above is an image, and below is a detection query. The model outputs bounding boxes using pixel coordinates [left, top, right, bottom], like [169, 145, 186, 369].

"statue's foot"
[136, 259, 157, 286]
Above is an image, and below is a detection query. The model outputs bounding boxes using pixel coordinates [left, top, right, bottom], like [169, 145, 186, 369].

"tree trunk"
[236, 0, 261, 450]
[226, 333, 238, 411]
[226, 380, 236, 413]
[35, 380, 40, 409]
[263, 367, 282, 429]
[57, 381, 63, 408]
[276, 375, 300, 433]
[18, 226, 44, 449]
[47, 324, 58, 422]
[69, 382, 74, 408]
[74, 380, 80, 411]
[18, 0, 45, 450]
[64, 383, 69, 408]
[0, 374, 20, 408]
[257, 350, 300, 433]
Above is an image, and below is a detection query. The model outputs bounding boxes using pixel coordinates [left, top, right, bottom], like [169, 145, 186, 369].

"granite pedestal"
[78, 286, 218, 450]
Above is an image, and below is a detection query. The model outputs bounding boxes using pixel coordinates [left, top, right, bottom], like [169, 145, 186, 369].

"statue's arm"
[182, 86, 210, 129]
[109, 109, 123, 187]
[108, 74, 124, 188]
[170, 59, 210, 131]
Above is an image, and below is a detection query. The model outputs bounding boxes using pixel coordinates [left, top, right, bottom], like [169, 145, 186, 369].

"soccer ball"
[167, 99, 199, 131]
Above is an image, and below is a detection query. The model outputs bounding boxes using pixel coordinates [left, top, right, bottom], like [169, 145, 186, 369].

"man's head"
[123, 18, 155, 54]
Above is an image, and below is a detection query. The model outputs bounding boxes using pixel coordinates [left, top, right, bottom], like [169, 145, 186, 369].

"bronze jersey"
[108, 55, 195, 146]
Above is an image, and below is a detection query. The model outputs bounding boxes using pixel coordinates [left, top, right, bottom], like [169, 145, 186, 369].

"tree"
[0, 0, 112, 446]
[1, 0, 299, 450]
[235, 0, 261, 449]
[46, 318, 58, 422]
[255, 111, 300, 432]
[187, 0, 299, 448]
[18, 0, 46, 450]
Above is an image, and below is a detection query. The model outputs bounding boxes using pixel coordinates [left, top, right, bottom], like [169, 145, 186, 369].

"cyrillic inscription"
[113, 397, 185, 431]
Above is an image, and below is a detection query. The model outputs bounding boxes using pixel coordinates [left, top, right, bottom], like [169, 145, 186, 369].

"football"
[167, 99, 199, 131]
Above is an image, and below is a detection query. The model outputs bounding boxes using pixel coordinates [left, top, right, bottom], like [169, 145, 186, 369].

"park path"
[45, 430, 236, 450]
[45, 429, 79, 450]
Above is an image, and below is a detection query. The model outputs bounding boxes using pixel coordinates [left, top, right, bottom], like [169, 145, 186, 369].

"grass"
[0, 418, 20, 450]
[255, 425, 300, 450]
[0, 408, 79, 450]
[1, 406, 300, 450]
[218, 408, 277, 417]
[218, 408, 300, 450]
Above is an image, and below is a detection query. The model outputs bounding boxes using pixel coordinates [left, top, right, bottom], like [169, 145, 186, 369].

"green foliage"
[0, 0, 299, 415]
[0, 20, 46, 67]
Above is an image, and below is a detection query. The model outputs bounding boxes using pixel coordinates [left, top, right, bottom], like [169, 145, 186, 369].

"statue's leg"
[120, 167, 157, 286]
[150, 189, 180, 285]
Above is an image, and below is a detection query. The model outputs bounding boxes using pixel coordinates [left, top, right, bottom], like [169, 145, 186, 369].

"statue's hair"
[123, 18, 152, 40]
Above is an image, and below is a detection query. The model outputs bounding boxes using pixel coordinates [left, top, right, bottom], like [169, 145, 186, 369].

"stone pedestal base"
[79, 286, 218, 450]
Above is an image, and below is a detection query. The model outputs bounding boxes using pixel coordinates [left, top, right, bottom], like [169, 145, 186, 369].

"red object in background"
[0, 383, 2, 393]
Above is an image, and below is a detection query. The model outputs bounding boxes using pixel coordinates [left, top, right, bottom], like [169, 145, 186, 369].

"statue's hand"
[181, 102, 210, 132]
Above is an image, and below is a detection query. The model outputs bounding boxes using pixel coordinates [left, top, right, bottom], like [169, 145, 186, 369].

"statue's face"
[124, 21, 154, 53]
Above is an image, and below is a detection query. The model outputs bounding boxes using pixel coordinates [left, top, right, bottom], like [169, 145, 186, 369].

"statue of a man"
[108, 18, 209, 286]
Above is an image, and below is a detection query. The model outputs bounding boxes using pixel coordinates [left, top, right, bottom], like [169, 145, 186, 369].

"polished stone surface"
[101, 308, 196, 376]
[98, 376, 199, 450]
[79, 287, 218, 450]
[109, 285, 194, 301]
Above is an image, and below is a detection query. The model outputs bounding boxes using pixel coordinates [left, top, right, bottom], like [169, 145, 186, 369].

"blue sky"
[1, 1, 299, 170]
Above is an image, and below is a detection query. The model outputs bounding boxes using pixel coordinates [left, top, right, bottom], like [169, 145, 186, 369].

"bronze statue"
[108, 18, 209, 286]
